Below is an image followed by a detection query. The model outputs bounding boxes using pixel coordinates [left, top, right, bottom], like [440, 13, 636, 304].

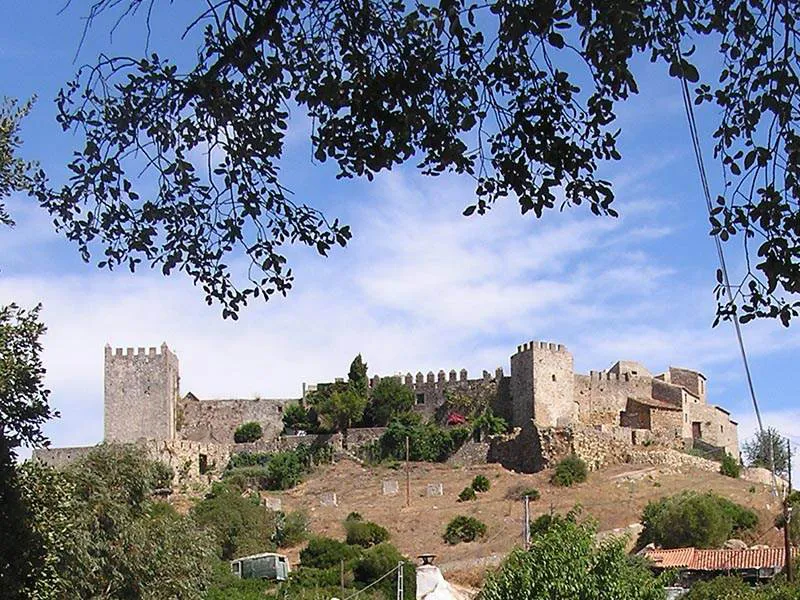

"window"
[199, 453, 208, 475]
[416, 393, 425, 405]
[720, 425, 724, 433]
[552, 374, 557, 382]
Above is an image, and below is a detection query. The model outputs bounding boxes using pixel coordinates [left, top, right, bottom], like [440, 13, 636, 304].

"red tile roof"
[644, 547, 798, 571]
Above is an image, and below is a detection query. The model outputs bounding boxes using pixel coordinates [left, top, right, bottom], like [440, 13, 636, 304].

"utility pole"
[784, 438, 794, 583]
[405, 435, 410, 507]
[396, 561, 404, 600]
[523, 495, 531, 550]
[340, 559, 345, 595]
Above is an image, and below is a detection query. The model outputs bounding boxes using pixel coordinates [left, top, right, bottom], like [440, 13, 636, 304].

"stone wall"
[651, 379, 685, 408]
[446, 440, 491, 467]
[32, 445, 96, 468]
[177, 395, 294, 444]
[104, 344, 179, 443]
[573, 372, 651, 427]
[510, 341, 575, 428]
[668, 367, 706, 401]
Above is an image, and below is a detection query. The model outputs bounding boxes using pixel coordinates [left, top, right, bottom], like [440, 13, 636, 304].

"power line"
[341, 564, 400, 600]
[675, 52, 778, 496]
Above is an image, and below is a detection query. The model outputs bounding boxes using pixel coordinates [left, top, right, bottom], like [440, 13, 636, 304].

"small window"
[631, 370, 638, 375]
[199, 453, 208, 475]
[415, 393, 425, 405]
[720, 425, 724, 433]
[552, 374, 557, 382]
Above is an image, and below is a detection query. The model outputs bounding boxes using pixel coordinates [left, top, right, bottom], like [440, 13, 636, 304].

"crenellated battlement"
[105, 342, 174, 359]
[515, 340, 568, 354]
[588, 370, 631, 382]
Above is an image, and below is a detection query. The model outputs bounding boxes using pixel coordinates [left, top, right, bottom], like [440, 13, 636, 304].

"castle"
[34, 339, 740, 479]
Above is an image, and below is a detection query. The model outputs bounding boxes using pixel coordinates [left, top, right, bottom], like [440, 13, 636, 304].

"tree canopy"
[25, 0, 800, 324]
[742, 426, 791, 476]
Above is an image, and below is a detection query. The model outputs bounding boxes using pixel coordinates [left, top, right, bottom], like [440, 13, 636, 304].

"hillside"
[269, 458, 782, 584]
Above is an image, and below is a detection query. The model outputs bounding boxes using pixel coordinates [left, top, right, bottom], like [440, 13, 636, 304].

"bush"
[151, 461, 175, 489]
[272, 510, 309, 548]
[353, 543, 416, 600]
[471, 474, 490, 493]
[234, 421, 263, 443]
[720, 453, 741, 478]
[638, 492, 759, 549]
[458, 486, 476, 502]
[550, 455, 588, 487]
[345, 511, 363, 522]
[684, 576, 757, 600]
[345, 520, 390, 548]
[300, 536, 362, 569]
[444, 515, 487, 545]
[377, 413, 470, 463]
[506, 485, 540, 501]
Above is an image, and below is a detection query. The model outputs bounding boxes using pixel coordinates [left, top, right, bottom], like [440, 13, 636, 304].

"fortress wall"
[573, 373, 651, 427]
[649, 408, 683, 445]
[685, 403, 739, 458]
[531, 343, 575, 426]
[178, 396, 295, 444]
[510, 349, 534, 428]
[620, 399, 650, 429]
[33, 445, 95, 468]
[651, 379, 684, 407]
[397, 370, 509, 421]
[669, 367, 706, 401]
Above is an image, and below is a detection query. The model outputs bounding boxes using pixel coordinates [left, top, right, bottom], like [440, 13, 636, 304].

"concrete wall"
[177, 395, 293, 444]
[104, 344, 179, 443]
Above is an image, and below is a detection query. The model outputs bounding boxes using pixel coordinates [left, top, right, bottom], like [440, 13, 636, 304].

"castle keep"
[35, 339, 740, 479]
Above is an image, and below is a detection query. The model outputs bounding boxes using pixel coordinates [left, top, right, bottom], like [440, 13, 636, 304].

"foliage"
[637, 491, 759, 550]
[299, 536, 361, 570]
[346, 511, 363, 522]
[348, 354, 369, 400]
[683, 576, 756, 600]
[720, 453, 742, 478]
[506, 485, 541, 501]
[345, 520, 390, 548]
[444, 515, 487, 545]
[233, 421, 263, 443]
[364, 378, 415, 427]
[743, 427, 790, 476]
[313, 387, 368, 433]
[471, 474, 491, 493]
[458, 486, 476, 502]
[480, 513, 666, 600]
[471, 410, 509, 440]
[271, 510, 309, 549]
[225, 444, 331, 491]
[205, 559, 274, 600]
[17, 445, 216, 599]
[377, 413, 470, 463]
[353, 543, 415, 600]
[0, 303, 55, 454]
[0, 97, 35, 225]
[550, 455, 588, 487]
[282, 402, 313, 433]
[192, 481, 276, 560]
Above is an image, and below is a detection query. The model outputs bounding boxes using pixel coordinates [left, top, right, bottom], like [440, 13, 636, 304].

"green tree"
[0, 97, 35, 226]
[743, 427, 790, 476]
[16, 445, 215, 599]
[30, 1, 800, 325]
[480, 512, 666, 600]
[637, 492, 758, 550]
[314, 388, 367, 434]
[364, 378, 415, 427]
[551, 455, 588, 487]
[193, 482, 276, 560]
[234, 421, 263, 443]
[353, 543, 415, 600]
[282, 402, 312, 433]
[348, 354, 369, 401]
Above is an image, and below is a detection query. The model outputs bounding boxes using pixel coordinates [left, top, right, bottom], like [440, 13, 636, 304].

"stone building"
[34, 338, 740, 479]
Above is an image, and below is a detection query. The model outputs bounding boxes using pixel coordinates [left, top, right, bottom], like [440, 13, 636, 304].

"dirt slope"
[271, 458, 783, 581]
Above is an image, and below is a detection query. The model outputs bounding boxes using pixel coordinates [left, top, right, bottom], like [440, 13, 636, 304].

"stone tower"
[104, 343, 180, 443]
[510, 341, 575, 428]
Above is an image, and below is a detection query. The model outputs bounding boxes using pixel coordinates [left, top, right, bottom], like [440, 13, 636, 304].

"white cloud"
[3, 161, 799, 463]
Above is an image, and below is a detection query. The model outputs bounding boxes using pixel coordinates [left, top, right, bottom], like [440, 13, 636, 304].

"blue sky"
[2, 4, 799, 467]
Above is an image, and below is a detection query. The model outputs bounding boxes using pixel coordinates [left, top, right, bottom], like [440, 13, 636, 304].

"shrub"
[637, 492, 759, 549]
[353, 543, 416, 599]
[151, 461, 175, 489]
[300, 537, 361, 569]
[378, 413, 471, 463]
[471, 474, 490, 493]
[458, 486, 476, 502]
[720, 453, 741, 478]
[684, 576, 757, 600]
[272, 510, 309, 548]
[444, 515, 487, 544]
[345, 511, 363, 522]
[345, 520, 390, 548]
[550, 455, 588, 487]
[506, 485, 540, 501]
[234, 421, 263, 443]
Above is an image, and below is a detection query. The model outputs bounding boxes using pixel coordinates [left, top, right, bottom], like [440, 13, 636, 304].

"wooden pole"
[523, 495, 530, 550]
[405, 436, 410, 507]
[785, 438, 794, 583]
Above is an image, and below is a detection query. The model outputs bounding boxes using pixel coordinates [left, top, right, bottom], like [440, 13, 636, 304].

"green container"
[230, 552, 290, 581]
